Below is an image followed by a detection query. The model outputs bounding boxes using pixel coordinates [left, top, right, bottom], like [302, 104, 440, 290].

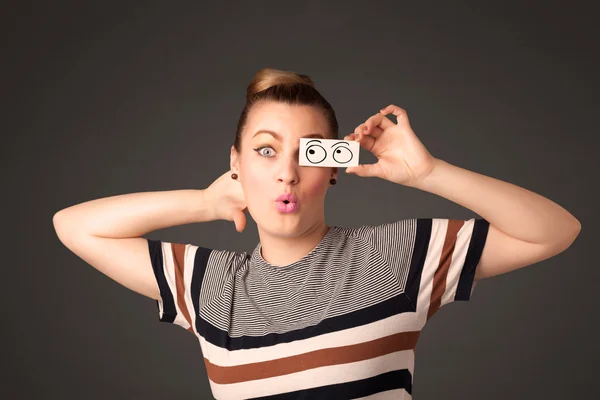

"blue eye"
[254, 146, 275, 158]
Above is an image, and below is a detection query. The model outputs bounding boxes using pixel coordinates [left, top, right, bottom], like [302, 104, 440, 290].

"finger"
[364, 112, 395, 135]
[346, 161, 380, 178]
[357, 133, 376, 152]
[354, 123, 384, 139]
[233, 210, 246, 232]
[380, 104, 409, 123]
[345, 131, 376, 152]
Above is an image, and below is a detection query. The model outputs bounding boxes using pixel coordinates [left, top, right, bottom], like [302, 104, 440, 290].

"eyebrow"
[306, 139, 349, 148]
[252, 130, 325, 141]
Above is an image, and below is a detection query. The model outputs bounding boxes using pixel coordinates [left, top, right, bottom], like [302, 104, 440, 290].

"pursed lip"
[276, 193, 298, 203]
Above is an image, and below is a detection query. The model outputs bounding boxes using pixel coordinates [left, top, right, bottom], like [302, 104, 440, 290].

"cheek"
[240, 157, 262, 185]
[240, 166, 266, 205]
[305, 179, 329, 197]
[245, 169, 263, 186]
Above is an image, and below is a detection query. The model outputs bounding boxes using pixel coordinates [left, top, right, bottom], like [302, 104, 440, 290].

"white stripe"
[159, 243, 198, 331]
[415, 219, 446, 317]
[355, 388, 412, 399]
[199, 309, 423, 367]
[441, 219, 473, 306]
[183, 244, 199, 334]
[209, 350, 415, 400]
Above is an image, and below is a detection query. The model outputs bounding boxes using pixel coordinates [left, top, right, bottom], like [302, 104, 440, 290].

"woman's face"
[230, 101, 337, 237]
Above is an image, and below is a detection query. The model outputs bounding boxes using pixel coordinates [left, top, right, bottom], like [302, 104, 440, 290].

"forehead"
[245, 101, 328, 138]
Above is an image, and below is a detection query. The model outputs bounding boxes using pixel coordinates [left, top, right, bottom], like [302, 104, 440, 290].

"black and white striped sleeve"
[371, 218, 489, 316]
[146, 239, 212, 332]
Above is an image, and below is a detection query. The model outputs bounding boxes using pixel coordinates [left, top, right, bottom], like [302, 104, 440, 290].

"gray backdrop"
[3, 1, 597, 399]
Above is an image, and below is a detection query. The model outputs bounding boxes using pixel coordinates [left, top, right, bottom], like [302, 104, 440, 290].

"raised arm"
[52, 189, 216, 300]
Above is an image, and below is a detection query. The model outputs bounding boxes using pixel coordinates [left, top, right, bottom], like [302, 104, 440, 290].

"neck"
[258, 222, 331, 267]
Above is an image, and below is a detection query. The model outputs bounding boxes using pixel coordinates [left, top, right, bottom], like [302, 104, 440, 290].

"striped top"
[148, 217, 489, 399]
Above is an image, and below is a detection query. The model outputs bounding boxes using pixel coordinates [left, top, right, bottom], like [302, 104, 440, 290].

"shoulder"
[334, 218, 418, 240]
[205, 248, 251, 270]
[149, 240, 249, 265]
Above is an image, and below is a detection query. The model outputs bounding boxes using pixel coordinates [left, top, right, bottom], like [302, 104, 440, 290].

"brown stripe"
[170, 243, 194, 331]
[205, 330, 420, 385]
[427, 219, 464, 320]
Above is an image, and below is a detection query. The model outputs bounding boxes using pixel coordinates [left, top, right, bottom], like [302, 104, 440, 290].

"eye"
[332, 145, 353, 164]
[254, 146, 276, 158]
[305, 144, 327, 164]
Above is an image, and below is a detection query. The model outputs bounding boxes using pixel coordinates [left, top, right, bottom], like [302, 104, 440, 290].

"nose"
[276, 151, 299, 185]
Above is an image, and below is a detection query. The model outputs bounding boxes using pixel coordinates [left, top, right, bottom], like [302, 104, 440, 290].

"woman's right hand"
[205, 170, 248, 232]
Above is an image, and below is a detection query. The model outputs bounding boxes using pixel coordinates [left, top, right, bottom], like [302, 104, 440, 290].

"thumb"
[233, 210, 247, 232]
[346, 163, 378, 177]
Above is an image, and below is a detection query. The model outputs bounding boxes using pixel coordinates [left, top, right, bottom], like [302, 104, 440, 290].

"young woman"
[53, 68, 581, 399]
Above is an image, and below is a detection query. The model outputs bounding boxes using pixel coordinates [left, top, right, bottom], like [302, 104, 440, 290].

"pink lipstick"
[275, 193, 299, 213]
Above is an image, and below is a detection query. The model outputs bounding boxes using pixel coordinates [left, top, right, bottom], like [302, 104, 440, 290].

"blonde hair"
[234, 68, 339, 152]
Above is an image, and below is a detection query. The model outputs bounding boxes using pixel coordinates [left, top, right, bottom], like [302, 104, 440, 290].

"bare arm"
[52, 189, 215, 300]
[53, 189, 214, 238]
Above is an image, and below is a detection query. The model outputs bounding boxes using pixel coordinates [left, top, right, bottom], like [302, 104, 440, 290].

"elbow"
[569, 217, 582, 242]
[52, 211, 62, 229]
[53, 210, 74, 239]
[53, 210, 67, 229]
[556, 220, 582, 252]
[53, 211, 67, 240]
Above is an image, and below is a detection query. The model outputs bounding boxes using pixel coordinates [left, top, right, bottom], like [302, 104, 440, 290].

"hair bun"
[246, 68, 315, 101]
[233, 67, 339, 153]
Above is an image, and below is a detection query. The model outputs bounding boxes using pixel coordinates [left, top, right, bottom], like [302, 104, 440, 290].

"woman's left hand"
[344, 104, 438, 187]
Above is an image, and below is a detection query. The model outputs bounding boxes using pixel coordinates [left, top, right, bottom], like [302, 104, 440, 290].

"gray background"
[3, 0, 598, 399]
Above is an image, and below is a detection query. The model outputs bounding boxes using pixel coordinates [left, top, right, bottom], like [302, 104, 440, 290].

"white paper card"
[299, 138, 360, 167]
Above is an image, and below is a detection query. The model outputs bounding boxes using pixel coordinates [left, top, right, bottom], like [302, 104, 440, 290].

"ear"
[230, 145, 240, 173]
[332, 166, 338, 179]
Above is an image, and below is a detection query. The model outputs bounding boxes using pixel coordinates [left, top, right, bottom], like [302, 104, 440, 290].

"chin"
[261, 217, 303, 236]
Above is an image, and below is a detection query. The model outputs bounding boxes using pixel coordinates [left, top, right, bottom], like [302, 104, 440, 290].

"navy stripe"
[191, 246, 211, 324]
[197, 291, 414, 350]
[248, 369, 413, 399]
[147, 239, 176, 323]
[456, 218, 490, 301]
[404, 218, 431, 310]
